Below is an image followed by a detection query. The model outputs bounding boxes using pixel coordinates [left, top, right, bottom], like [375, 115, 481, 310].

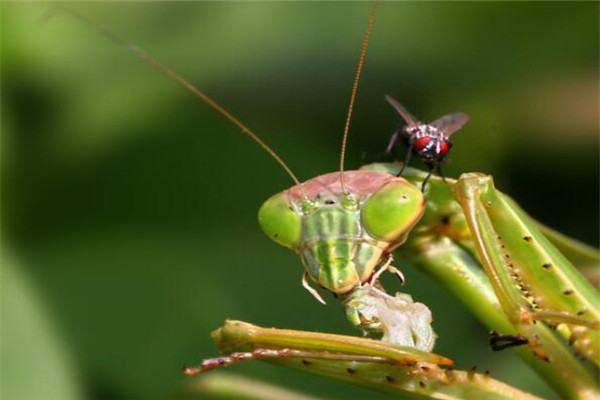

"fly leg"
[436, 162, 449, 185]
[386, 130, 413, 176]
[420, 164, 435, 192]
[397, 141, 413, 177]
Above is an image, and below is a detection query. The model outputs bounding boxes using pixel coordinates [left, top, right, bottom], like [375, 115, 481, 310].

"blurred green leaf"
[1, 255, 84, 400]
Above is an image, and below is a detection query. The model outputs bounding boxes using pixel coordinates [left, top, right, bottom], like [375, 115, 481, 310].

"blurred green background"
[2, 2, 598, 399]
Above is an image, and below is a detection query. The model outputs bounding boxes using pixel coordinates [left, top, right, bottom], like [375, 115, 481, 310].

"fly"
[385, 95, 470, 190]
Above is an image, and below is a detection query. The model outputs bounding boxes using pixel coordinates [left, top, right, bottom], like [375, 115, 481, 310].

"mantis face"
[258, 170, 425, 294]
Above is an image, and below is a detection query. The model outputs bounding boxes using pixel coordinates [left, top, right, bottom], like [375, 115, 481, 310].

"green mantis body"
[191, 164, 600, 399]
[368, 164, 600, 399]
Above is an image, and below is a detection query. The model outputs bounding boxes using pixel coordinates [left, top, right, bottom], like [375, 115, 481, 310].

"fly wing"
[385, 95, 420, 127]
[430, 112, 470, 137]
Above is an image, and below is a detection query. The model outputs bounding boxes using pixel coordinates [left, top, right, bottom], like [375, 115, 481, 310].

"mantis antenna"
[339, 2, 378, 194]
[43, 7, 306, 194]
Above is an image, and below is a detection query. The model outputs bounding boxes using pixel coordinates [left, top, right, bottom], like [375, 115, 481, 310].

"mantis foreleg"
[190, 320, 542, 400]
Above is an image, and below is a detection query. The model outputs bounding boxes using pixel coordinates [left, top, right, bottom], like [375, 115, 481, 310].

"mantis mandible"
[49, 4, 600, 399]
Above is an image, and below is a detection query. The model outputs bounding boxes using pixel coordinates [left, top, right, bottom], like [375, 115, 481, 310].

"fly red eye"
[438, 140, 450, 156]
[413, 136, 431, 151]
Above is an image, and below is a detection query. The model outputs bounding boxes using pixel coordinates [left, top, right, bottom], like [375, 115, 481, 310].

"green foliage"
[1, 256, 83, 400]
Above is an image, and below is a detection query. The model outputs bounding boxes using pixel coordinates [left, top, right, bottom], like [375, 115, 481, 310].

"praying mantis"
[47, 4, 600, 400]
[183, 164, 600, 399]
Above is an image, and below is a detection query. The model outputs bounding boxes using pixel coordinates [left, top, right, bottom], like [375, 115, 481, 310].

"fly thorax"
[296, 197, 387, 294]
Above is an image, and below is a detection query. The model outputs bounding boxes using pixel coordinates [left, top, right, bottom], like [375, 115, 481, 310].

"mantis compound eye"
[258, 192, 302, 250]
[361, 180, 425, 243]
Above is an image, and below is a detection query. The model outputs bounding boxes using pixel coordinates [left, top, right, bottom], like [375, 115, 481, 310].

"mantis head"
[258, 171, 425, 295]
